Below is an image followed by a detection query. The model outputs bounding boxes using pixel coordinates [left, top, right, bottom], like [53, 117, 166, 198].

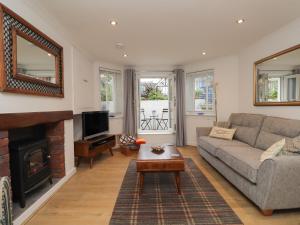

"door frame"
[136, 72, 176, 134]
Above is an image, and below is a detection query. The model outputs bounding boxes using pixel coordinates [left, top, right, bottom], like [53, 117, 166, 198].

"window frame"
[267, 77, 281, 102]
[186, 69, 215, 116]
[136, 72, 176, 134]
[99, 68, 122, 115]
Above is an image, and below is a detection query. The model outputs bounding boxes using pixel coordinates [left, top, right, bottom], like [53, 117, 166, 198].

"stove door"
[24, 145, 51, 191]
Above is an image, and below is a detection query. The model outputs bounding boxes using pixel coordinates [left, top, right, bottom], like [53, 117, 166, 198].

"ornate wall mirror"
[12, 29, 59, 87]
[254, 44, 300, 106]
[0, 4, 64, 97]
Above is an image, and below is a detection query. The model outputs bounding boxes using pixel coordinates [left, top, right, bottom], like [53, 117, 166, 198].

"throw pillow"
[282, 136, 300, 154]
[260, 139, 285, 162]
[209, 126, 236, 140]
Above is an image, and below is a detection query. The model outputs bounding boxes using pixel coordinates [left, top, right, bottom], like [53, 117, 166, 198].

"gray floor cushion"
[215, 146, 263, 183]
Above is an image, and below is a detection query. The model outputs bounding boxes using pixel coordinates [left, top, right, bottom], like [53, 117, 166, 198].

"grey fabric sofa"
[196, 113, 300, 216]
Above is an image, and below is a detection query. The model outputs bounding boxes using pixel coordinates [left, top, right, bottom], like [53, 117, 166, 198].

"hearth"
[9, 126, 52, 208]
[0, 110, 71, 218]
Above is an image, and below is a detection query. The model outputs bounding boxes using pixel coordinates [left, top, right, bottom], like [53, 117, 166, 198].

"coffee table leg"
[175, 172, 181, 194]
[139, 172, 144, 193]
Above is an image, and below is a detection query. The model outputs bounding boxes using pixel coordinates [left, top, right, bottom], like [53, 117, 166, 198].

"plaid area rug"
[109, 158, 243, 225]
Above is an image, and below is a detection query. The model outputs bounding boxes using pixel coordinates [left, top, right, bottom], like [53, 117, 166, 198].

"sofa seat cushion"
[216, 146, 263, 183]
[198, 136, 248, 157]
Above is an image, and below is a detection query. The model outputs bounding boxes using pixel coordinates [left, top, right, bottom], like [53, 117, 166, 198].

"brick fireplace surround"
[0, 111, 73, 179]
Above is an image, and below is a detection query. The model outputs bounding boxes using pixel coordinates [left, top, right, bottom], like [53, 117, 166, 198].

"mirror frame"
[12, 28, 60, 88]
[253, 44, 300, 106]
[0, 3, 64, 97]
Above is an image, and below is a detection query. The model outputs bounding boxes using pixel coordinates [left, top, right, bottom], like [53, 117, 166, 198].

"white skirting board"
[13, 167, 77, 225]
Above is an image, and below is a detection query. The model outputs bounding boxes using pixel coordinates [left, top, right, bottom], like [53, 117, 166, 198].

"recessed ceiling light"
[47, 53, 52, 57]
[110, 20, 118, 26]
[123, 53, 128, 58]
[202, 51, 206, 56]
[236, 19, 245, 24]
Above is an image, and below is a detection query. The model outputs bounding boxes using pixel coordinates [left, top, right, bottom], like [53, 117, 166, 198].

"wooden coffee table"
[136, 144, 185, 194]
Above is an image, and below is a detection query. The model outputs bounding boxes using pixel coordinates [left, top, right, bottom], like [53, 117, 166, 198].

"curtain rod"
[186, 69, 214, 75]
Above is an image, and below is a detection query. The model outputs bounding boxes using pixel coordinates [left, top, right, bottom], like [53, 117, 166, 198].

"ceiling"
[30, 0, 300, 67]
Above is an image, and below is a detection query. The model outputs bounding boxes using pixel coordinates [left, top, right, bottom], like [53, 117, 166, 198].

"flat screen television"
[82, 111, 109, 139]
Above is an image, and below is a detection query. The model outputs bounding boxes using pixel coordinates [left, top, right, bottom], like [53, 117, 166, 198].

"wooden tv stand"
[74, 134, 115, 168]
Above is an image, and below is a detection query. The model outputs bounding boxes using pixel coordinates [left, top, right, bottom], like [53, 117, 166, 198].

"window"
[186, 70, 215, 115]
[285, 75, 300, 101]
[267, 77, 280, 102]
[99, 69, 122, 114]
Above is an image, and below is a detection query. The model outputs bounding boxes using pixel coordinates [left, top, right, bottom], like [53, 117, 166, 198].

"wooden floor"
[25, 146, 300, 225]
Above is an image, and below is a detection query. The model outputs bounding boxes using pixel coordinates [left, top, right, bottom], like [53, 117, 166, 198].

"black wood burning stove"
[9, 138, 52, 208]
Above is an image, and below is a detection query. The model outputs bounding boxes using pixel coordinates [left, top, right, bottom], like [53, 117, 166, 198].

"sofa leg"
[261, 209, 273, 216]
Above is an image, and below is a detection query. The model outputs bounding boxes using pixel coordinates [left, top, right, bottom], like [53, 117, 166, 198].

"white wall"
[183, 17, 300, 146]
[184, 55, 240, 145]
[73, 61, 124, 140]
[0, 0, 80, 174]
[109, 117, 123, 134]
[73, 48, 95, 114]
[238, 17, 300, 119]
[0, 0, 95, 223]
[185, 55, 240, 120]
[185, 115, 215, 146]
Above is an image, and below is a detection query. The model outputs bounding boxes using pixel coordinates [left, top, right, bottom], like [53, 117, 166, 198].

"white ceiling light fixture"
[110, 20, 118, 26]
[236, 19, 245, 24]
[47, 53, 52, 57]
[202, 51, 206, 56]
[123, 53, 128, 58]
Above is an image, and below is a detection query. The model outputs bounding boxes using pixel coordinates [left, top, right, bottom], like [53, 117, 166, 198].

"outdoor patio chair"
[140, 109, 151, 130]
[156, 108, 169, 130]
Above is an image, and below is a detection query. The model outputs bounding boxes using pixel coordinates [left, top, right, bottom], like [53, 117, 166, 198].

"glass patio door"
[137, 73, 175, 134]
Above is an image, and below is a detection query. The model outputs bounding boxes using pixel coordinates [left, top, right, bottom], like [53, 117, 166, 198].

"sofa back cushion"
[229, 113, 265, 146]
[255, 116, 300, 150]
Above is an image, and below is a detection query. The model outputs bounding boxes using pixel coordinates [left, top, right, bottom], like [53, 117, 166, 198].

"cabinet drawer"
[136, 160, 184, 172]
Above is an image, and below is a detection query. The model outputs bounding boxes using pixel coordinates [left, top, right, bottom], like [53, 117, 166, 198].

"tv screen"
[82, 111, 109, 139]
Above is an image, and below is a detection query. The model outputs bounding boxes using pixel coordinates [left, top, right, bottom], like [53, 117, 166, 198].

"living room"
[0, 0, 300, 225]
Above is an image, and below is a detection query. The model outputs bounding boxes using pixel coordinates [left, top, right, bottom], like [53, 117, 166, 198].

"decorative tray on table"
[151, 146, 165, 154]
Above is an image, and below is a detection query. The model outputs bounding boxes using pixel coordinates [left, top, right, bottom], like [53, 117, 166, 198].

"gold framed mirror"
[254, 44, 300, 106]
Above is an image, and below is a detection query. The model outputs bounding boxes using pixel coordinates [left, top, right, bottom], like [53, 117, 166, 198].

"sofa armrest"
[196, 127, 212, 138]
[257, 155, 300, 209]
